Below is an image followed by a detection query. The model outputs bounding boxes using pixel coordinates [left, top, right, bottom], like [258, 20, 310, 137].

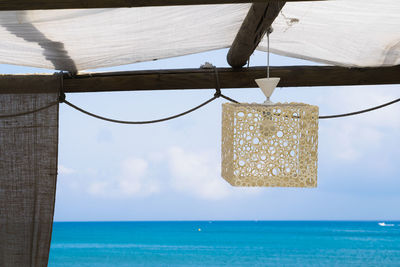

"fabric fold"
[0, 92, 59, 267]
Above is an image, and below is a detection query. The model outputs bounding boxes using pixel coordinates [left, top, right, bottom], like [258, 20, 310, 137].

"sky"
[1, 49, 399, 221]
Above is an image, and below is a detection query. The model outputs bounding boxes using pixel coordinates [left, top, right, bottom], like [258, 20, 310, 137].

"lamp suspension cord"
[267, 30, 270, 79]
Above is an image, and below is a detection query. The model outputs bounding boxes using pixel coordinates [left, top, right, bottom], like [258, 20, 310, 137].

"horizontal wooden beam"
[0, 0, 322, 10]
[1, 65, 399, 94]
[0, 74, 59, 94]
[227, 2, 286, 68]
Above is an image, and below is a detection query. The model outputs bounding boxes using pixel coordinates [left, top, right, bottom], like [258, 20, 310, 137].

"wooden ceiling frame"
[1, 65, 399, 94]
[0, 0, 398, 93]
[227, 2, 285, 68]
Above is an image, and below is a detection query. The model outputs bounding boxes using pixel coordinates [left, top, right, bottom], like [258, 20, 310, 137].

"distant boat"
[378, 222, 394, 227]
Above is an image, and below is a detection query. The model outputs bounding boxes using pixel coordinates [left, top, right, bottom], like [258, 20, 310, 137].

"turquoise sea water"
[49, 221, 400, 266]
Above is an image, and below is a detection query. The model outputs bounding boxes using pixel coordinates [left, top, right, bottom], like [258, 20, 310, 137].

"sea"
[48, 221, 400, 266]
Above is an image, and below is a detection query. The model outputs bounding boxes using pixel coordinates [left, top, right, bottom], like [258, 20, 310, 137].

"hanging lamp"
[221, 29, 319, 188]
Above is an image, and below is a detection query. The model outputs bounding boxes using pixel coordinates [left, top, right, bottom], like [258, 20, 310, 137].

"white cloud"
[146, 151, 166, 163]
[166, 146, 233, 200]
[58, 165, 75, 175]
[318, 86, 400, 162]
[88, 157, 160, 198]
[85, 148, 261, 200]
[320, 121, 384, 161]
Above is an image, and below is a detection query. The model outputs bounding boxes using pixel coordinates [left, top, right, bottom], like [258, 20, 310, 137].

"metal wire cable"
[63, 96, 218, 124]
[220, 94, 239, 103]
[2, 69, 398, 122]
[2, 95, 397, 122]
[223, 95, 400, 119]
[222, 96, 400, 119]
[318, 97, 400, 119]
[63, 95, 399, 124]
[0, 101, 59, 119]
[62, 66, 238, 124]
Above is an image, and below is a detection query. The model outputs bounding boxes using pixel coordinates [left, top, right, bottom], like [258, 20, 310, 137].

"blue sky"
[1, 49, 399, 221]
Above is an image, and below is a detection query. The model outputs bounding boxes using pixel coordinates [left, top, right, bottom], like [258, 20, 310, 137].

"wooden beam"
[64, 65, 400, 92]
[1, 65, 399, 94]
[0, 0, 320, 11]
[227, 2, 286, 68]
[0, 74, 59, 94]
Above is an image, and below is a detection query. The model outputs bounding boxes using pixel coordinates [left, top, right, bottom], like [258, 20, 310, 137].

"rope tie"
[213, 67, 239, 104]
[59, 71, 66, 103]
[214, 67, 221, 98]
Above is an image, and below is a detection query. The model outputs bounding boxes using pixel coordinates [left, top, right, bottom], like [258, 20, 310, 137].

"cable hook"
[214, 67, 221, 98]
[58, 71, 66, 103]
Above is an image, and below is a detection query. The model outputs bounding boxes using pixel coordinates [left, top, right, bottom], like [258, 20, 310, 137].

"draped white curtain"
[0, 92, 59, 267]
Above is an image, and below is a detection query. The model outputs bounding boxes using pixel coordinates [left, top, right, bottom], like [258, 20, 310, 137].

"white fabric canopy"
[261, 0, 400, 67]
[0, 0, 398, 71]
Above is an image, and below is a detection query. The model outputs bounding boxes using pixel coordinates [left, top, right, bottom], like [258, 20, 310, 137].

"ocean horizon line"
[50, 219, 400, 265]
[53, 219, 400, 223]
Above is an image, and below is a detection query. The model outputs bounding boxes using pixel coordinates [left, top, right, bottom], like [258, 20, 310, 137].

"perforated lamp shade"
[221, 102, 319, 187]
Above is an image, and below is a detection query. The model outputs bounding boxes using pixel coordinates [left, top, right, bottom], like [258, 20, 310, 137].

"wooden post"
[227, 2, 286, 68]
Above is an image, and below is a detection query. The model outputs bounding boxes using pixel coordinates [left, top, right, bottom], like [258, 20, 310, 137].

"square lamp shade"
[222, 102, 319, 187]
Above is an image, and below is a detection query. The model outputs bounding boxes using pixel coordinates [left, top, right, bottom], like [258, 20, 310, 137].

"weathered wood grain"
[227, 2, 286, 68]
[1, 65, 399, 94]
[0, 74, 59, 94]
